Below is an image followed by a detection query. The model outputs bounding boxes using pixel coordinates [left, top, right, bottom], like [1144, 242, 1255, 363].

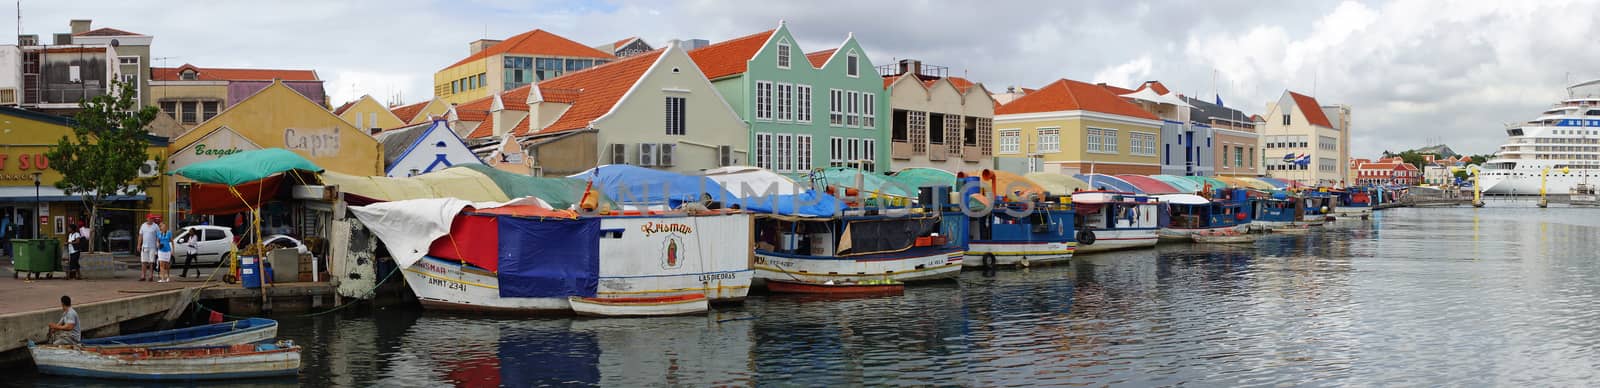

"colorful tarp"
[705, 166, 806, 197]
[1180, 176, 1230, 191]
[495, 215, 600, 298]
[1116, 175, 1181, 194]
[186, 175, 284, 215]
[1075, 174, 1142, 193]
[172, 148, 322, 186]
[323, 169, 511, 203]
[1025, 172, 1092, 194]
[704, 166, 842, 217]
[892, 168, 958, 189]
[572, 165, 734, 206]
[816, 167, 917, 199]
[459, 164, 596, 209]
[965, 170, 1046, 199]
[1150, 175, 1203, 193]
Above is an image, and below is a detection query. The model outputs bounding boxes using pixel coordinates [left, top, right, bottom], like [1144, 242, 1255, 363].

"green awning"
[171, 148, 322, 186]
[816, 167, 916, 198]
[891, 168, 957, 189]
[458, 164, 611, 209]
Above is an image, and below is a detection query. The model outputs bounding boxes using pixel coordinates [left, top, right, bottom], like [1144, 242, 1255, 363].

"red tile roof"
[1288, 91, 1333, 128]
[1135, 81, 1170, 95]
[612, 37, 638, 49]
[467, 114, 496, 139]
[332, 100, 358, 115]
[389, 100, 430, 122]
[500, 85, 532, 112]
[806, 49, 836, 68]
[511, 115, 534, 136]
[1098, 83, 1136, 95]
[446, 29, 614, 70]
[454, 97, 492, 123]
[151, 64, 320, 81]
[534, 49, 663, 135]
[995, 79, 1160, 120]
[73, 27, 142, 36]
[946, 77, 976, 93]
[688, 29, 774, 80]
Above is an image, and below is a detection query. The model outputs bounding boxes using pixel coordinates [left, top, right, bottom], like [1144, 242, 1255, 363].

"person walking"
[179, 230, 199, 278]
[65, 223, 86, 280]
[137, 215, 160, 282]
[46, 295, 80, 345]
[156, 219, 174, 283]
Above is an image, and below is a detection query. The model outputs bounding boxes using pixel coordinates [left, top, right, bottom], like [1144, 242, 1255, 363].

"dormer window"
[180, 70, 198, 80]
[776, 38, 791, 69]
[846, 50, 859, 77]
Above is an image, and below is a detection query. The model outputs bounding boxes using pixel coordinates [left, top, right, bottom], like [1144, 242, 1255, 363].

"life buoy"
[1077, 230, 1096, 245]
[982, 253, 997, 268]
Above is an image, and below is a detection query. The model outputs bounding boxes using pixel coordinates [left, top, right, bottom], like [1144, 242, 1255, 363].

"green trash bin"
[11, 239, 62, 279]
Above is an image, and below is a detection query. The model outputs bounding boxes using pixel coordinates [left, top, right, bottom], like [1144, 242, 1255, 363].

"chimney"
[469, 39, 502, 55]
[897, 59, 922, 77]
[69, 19, 91, 35]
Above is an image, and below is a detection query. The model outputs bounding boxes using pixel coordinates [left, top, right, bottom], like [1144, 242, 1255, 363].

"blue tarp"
[574, 165, 735, 207]
[496, 216, 600, 298]
[734, 191, 846, 217]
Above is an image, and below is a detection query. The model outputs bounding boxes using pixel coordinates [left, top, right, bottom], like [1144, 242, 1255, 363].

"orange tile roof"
[1098, 83, 1136, 95]
[73, 27, 141, 36]
[946, 77, 976, 93]
[454, 97, 492, 123]
[612, 37, 639, 49]
[882, 76, 898, 89]
[500, 85, 532, 112]
[510, 115, 536, 136]
[1135, 81, 1170, 95]
[332, 100, 358, 115]
[995, 79, 1160, 120]
[806, 49, 836, 68]
[534, 49, 664, 135]
[151, 64, 320, 81]
[688, 29, 774, 80]
[446, 29, 614, 70]
[1021, 88, 1037, 94]
[389, 100, 430, 122]
[1288, 91, 1333, 128]
[467, 114, 496, 139]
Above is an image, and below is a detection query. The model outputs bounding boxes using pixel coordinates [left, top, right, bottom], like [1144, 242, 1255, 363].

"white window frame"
[846, 50, 860, 78]
[775, 83, 794, 122]
[756, 133, 773, 170]
[796, 84, 813, 123]
[829, 89, 844, 126]
[862, 93, 876, 128]
[1037, 127, 1060, 153]
[776, 133, 794, 172]
[1130, 131, 1157, 156]
[1087, 127, 1119, 154]
[118, 55, 140, 65]
[830, 136, 845, 165]
[846, 91, 860, 127]
[776, 38, 792, 69]
[848, 138, 861, 161]
[665, 96, 686, 135]
[863, 138, 876, 165]
[797, 134, 813, 171]
[755, 81, 774, 121]
[998, 129, 1021, 154]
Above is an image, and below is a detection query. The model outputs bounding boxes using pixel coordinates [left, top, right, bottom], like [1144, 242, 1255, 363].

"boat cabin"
[1162, 189, 1251, 230]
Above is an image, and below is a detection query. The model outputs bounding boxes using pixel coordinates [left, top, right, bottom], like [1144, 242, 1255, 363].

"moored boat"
[752, 211, 964, 285]
[81, 318, 278, 349]
[765, 279, 905, 296]
[1070, 191, 1163, 254]
[569, 294, 709, 317]
[1192, 231, 1259, 244]
[1156, 190, 1250, 241]
[1247, 190, 1301, 229]
[1300, 191, 1337, 221]
[29, 340, 301, 381]
[1272, 224, 1313, 233]
[948, 170, 1077, 269]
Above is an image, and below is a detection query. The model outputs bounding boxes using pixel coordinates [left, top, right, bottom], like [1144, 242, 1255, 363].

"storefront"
[0, 107, 169, 254]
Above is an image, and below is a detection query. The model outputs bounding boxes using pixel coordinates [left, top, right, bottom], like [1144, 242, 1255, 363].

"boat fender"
[1078, 230, 1096, 245]
[1018, 256, 1030, 268]
[982, 253, 997, 268]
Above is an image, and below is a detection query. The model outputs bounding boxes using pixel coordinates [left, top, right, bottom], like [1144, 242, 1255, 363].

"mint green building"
[689, 22, 889, 174]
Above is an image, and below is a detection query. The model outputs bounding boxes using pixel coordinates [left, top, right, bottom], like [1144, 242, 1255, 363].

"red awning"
[187, 175, 284, 215]
[427, 213, 501, 272]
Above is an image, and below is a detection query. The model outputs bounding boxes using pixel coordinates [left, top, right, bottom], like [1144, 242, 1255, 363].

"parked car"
[172, 225, 235, 267]
[261, 235, 309, 255]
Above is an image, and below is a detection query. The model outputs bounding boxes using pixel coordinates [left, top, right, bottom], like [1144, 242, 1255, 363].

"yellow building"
[993, 79, 1164, 175]
[434, 28, 616, 104]
[0, 106, 168, 251]
[388, 97, 450, 126]
[333, 94, 404, 133]
[168, 80, 383, 177]
[1260, 90, 1350, 185]
[149, 64, 327, 130]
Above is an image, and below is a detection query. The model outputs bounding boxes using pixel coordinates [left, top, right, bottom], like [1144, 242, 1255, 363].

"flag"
[1296, 154, 1312, 166]
[1215, 94, 1225, 107]
[1283, 153, 1297, 161]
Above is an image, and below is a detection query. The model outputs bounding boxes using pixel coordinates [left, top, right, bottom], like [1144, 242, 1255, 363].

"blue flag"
[1215, 94, 1224, 107]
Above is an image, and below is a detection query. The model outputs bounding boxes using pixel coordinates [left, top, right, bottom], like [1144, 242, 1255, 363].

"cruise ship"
[1480, 79, 1600, 195]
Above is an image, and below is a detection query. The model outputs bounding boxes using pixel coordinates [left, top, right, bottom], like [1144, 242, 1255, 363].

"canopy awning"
[1025, 172, 1092, 194]
[891, 168, 957, 189]
[1154, 193, 1211, 205]
[172, 148, 323, 186]
[1075, 174, 1142, 193]
[1115, 174, 1181, 194]
[1150, 175, 1203, 193]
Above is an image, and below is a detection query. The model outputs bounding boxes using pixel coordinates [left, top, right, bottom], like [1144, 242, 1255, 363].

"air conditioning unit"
[137, 160, 160, 178]
[608, 144, 627, 165]
[658, 143, 675, 167]
[638, 143, 658, 166]
[717, 145, 734, 167]
[0, 88, 16, 105]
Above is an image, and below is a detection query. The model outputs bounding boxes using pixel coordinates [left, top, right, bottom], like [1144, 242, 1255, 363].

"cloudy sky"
[11, 0, 1600, 156]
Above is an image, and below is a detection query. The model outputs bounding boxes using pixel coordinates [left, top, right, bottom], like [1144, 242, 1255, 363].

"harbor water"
[13, 206, 1600, 386]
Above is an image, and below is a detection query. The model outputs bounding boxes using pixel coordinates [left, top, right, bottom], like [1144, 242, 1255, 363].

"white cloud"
[1092, 56, 1153, 88]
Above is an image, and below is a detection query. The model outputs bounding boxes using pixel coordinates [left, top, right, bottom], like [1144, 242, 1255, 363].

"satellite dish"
[110, 39, 120, 47]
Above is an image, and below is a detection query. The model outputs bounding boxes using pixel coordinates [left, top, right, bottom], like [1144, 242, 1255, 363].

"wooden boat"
[569, 294, 708, 317]
[752, 212, 964, 284]
[82, 318, 277, 348]
[1272, 224, 1313, 234]
[766, 279, 906, 296]
[1156, 191, 1252, 241]
[1192, 232, 1259, 244]
[1071, 191, 1163, 254]
[29, 340, 301, 381]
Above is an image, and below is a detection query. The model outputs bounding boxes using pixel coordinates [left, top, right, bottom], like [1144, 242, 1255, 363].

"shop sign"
[171, 126, 262, 169]
[0, 154, 51, 181]
[284, 127, 341, 157]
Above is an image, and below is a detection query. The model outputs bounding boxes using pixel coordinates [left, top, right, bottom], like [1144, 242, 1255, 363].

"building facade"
[333, 94, 405, 133]
[882, 59, 994, 172]
[149, 64, 326, 129]
[1184, 95, 1261, 177]
[376, 120, 481, 177]
[688, 23, 889, 174]
[434, 29, 615, 104]
[1104, 81, 1212, 176]
[1351, 157, 1420, 186]
[2, 19, 152, 115]
[166, 80, 382, 180]
[994, 78, 1164, 175]
[1261, 90, 1348, 185]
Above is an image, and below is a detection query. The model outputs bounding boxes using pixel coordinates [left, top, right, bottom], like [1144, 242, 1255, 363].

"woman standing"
[156, 219, 174, 283]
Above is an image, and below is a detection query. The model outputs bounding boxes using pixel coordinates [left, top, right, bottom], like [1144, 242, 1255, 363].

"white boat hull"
[753, 248, 963, 283]
[30, 345, 300, 380]
[1158, 225, 1247, 241]
[1073, 228, 1160, 254]
[568, 296, 708, 317]
[962, 241, 1074, 267]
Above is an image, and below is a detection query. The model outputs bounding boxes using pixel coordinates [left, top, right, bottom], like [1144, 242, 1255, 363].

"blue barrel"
[241, 255, 262, 289]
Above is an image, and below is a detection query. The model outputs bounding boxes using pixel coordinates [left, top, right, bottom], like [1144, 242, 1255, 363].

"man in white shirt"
[66, 223, 85, 280]
[137, 215, 160, 282]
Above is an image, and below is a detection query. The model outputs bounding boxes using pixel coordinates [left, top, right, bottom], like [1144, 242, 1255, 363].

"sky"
[9, 0, 1600, 157]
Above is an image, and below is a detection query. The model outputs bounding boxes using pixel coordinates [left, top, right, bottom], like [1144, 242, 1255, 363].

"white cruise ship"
[1480, 79, 1600, 195]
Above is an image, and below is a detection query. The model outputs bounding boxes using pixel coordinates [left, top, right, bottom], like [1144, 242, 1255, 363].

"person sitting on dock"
[46, 295, 80, 345]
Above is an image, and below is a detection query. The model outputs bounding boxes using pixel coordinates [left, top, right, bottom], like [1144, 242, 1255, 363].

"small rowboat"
[83, 318, 277, 349]
[1273, 225, 1312, 234]
[1192, 232, 1259, 244]
[29, 340, 301, 381]
[766, 279, 905, 296]
[568, 294, 708, 317]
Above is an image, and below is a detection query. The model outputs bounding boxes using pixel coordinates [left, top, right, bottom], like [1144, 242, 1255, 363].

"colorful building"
[376, 120, 481, 177]
[881, 59, 994, 171]
[1103, 81, 1210, 176]
[0, 106, 168, 251]
[1184, 95, 1261, 177]
[1351, 157, 1420, 186]
[434, 29, 615, 104]
[1261, 90, 1349, 185]
[994, 78, 1163, 175]
[1, 19, 152, 115]
[149, 64, 326, 129]
[333, 94, 405, 133]
[689, 22, 889, 173]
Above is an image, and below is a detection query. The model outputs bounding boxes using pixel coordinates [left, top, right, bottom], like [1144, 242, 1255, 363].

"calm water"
[15, 205, 1600, 386]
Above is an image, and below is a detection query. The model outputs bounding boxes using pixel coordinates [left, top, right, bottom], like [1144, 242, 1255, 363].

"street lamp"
[31, 171, 42, 238]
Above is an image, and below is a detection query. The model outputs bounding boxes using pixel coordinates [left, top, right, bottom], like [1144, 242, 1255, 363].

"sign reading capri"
[284, 127, 341, 157]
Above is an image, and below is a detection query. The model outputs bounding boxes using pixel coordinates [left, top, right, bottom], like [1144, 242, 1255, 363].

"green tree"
[44, 80, 160, 251]
[1453, 169, 1470, 180]
[1396, 150, 1427, 170]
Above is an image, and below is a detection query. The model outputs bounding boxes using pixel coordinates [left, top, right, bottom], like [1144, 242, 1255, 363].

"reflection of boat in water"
[766, 279, 905, 296]
[1192, 231, 1259, 244]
